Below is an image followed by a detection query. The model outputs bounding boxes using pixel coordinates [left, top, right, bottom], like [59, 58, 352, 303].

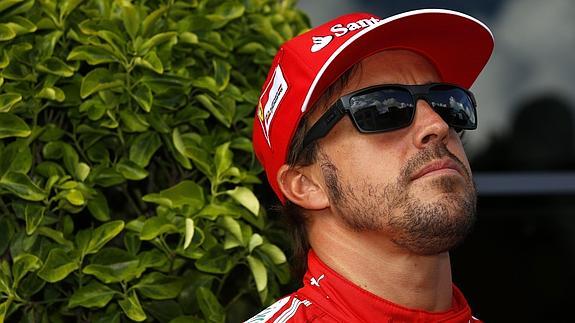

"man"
[249, 9, 493, 322]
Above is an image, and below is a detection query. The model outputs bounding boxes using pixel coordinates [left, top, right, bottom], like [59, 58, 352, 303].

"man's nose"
[411, 100, 450, 148]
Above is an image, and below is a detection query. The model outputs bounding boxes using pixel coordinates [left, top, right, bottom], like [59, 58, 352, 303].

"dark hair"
[281, 65, 360, 279]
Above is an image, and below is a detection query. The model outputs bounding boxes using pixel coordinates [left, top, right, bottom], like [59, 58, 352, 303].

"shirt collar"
[303, 250, 476, 322]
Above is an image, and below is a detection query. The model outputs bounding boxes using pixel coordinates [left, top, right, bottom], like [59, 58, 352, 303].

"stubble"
[320, 143, 477, 255]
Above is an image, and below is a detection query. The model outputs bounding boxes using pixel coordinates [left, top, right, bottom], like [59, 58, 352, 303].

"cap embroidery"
[258, 64, 288, 146]
[310, 17, 380, 52]
[311, 35, 333, 52]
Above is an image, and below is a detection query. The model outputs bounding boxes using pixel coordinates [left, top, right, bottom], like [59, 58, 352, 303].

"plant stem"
[224, 290, 248, 311]
[121, 184, 142, 216]
[0, 197, 10, 215]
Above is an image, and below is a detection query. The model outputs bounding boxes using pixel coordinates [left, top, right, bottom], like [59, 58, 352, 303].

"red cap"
[252, 9, 494, 203]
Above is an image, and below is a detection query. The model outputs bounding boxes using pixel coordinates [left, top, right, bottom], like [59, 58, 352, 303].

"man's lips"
[410, 158, 464, 181]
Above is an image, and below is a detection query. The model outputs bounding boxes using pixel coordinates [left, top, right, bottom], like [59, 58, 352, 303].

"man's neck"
[307, 213, 453, 312]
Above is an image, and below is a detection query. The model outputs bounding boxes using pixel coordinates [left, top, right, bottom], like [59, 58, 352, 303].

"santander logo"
[311, 35, 333, 52]
[310, 16, 380, 52]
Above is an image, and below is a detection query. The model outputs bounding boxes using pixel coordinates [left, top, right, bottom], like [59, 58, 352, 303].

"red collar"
[300, 250, 480, 322]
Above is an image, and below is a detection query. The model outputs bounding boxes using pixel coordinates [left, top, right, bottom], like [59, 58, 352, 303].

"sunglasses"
[302, 83, 477, 148]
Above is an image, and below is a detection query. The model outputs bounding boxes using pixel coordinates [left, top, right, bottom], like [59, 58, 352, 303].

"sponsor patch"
[258, 64, 288, 146]
[310, 17, 380, 52]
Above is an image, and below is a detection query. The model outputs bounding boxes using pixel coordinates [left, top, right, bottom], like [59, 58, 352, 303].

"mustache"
[400, 143, 470, 184]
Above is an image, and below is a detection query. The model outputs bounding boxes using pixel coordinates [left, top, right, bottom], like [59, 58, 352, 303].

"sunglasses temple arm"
[302, 101, 346, 148]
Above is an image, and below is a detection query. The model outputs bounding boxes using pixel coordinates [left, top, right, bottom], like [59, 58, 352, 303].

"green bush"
[0, 0, 309, 321]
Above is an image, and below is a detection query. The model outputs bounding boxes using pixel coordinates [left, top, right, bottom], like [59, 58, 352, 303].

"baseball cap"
[252, 9, 494, 203]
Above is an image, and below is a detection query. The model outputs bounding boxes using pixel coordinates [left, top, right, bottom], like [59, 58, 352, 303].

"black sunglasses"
[302, 83, 477, 148]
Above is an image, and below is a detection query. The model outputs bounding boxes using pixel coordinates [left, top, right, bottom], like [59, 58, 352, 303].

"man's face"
[308, 49, 477, 255]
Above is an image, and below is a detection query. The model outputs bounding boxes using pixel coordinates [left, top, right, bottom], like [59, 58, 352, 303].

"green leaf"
[196, 287, 225, 323]
[87, 190, 110, 221]
[36, 87, 66, 102]
[79, 98, 107, 121]
[195, 248, 234, 274]
[68, 280, 118, 309]
[24, 203, 45, 235]
[213, 59, 231, 92]
[0, 140, 32, 177]
[76, 162, 90, 182]
[142, 6, 168, 36]
[59, 0, 82, 20]
[206, 2, 245, 28]
[0, 261, 11, 296]
[116, 159, 149, 180]
[191, 76, 218, 94]
[89, 166, 125, 187]
[248, 233, 263, 253]
[247, 255, 267, 292]
[0, 300, 11, 323]
[184, 218, 194, 249]
[63, 189, 84, 206]
[119, 109, 149, 132]
[197, 202, 232, 221]
[67, 45, 118, 65]
[37, 248, 78, 283]
[84, 220, 125, 255]
[118, 290, 147, 322]
[179, 32, 198, 44]
[36, 57, 75, 77]
[139, 249, 168, 269]
[140, 216, 177, 240]
[83, 248, 141, 283]
[214, 142, 232, 179]
[134, 51, 163, 74]
[139, 32, 177, 54]
[132, 272, 184, 300]
[131, 83, 153, 112]
[0, 0, 24, 14]
[80, 68, 123, 99]
[259, 243, 287, 265]
[0, 171, 47, 201]
[129, 131, 161, 167]
[225, 186, 259, 216]
[172, 128, 188, 157]
[17, 270, 45, 299]
[168, 128, 192, 169]
[237, 42, 266, 54]
[37, 227, 73, 248]
[218, 216, 244, 246]
[12, 254, 41, 288]
[196, 94, 233, 127]
[121, 3, 140, 40]
[0, 93, 22, 112]
[0, 24, 16, 41]
[142, 180, 204, 209]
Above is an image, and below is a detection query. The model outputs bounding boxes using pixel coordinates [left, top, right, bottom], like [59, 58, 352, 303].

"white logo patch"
[310, 17, 380, 52]
[257, 65, 288, 146]
[310, 274, 325, 287]
[311, 35, 333, 52]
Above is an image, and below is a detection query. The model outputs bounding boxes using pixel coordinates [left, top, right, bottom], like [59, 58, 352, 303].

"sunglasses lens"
[428, 85, 476, 129]
[349, 88, 415, 132]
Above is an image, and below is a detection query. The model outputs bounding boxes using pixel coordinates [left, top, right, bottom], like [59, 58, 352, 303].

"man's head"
[280, 49, 477, 255]
[252, 10, 493, 269]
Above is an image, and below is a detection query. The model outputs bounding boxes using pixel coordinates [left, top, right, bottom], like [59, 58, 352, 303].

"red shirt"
[246, 250, 482, 323]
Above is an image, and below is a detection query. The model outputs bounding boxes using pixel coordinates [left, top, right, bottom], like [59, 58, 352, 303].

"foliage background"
[0, 0, 308, 321]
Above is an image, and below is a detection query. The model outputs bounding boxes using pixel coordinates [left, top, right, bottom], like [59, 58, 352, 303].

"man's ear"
[277, 164, 329, 210]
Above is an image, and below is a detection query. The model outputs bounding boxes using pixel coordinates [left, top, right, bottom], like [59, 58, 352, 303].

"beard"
[319, 143, 477, 255]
